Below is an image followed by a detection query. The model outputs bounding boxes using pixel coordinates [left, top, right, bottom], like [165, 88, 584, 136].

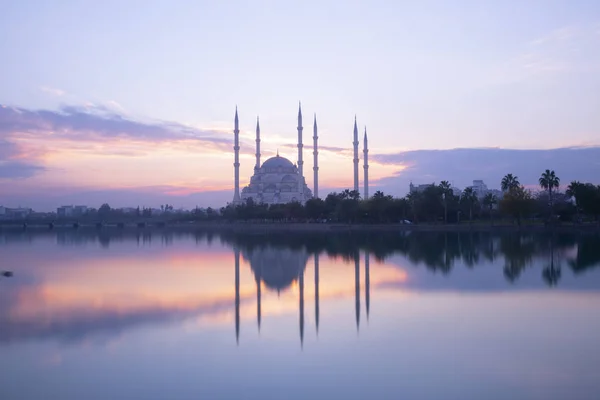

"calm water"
[1, 230, 600, 400]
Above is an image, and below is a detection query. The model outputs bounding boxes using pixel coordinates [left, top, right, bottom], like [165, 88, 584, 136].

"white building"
[233, 104, 369, 205]
[242, 154, 313, 205]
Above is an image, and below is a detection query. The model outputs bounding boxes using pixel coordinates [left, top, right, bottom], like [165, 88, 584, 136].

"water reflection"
[233, 245, 371, 345]
[1, 229, 600, 348]
[2, 230, 600, 400]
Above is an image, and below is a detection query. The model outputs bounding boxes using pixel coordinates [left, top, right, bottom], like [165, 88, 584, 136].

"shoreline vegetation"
[2, 172, 598, 232]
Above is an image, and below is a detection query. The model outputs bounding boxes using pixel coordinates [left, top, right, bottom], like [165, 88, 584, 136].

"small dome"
[261, 155, 294, 169]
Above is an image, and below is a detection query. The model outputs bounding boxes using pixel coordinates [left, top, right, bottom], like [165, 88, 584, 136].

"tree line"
[214, 170, 600, 225]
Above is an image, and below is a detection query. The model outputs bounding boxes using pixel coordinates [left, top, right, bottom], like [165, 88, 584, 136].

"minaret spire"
[233, 107, 241, 204]
[297, 102, 304, 178]
[353, 115, 359, 194]
[363, 127, 369, 199]
[313, 113, 319, 198]
[255, 116, 261, 172]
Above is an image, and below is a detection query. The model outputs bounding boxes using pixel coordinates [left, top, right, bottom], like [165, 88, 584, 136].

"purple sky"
[1, 1, 599, 210]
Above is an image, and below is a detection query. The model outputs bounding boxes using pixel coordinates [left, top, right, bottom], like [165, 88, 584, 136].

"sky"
[1, 0, 599, 211]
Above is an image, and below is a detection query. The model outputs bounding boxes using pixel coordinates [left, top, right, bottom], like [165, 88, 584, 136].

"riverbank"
[1, 220, 599, 234]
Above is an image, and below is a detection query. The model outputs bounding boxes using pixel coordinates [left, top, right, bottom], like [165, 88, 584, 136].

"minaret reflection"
[242, 245, 309, 344]
[365, 252, 370, 321]
[234, 247, 240, 345]
[299, 264, 305, 347]
[314, 253, 320, 335]
[232, 245, 372, 345]
[256, 264, 262, 332]
[355, 251, 360, 332]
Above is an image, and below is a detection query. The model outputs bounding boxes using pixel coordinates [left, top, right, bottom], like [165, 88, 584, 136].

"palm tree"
[501, 174, 520, 192]
[539, 169, 560, 218]
[438, 181, 452, 223]
[482, 193, 498, 225]
[461, 187, 478, 223]
[566, 181, 583, 222]
[566, 180, 582, 201]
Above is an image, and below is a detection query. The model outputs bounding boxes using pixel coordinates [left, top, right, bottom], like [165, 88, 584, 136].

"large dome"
[261, 155, 294, 169]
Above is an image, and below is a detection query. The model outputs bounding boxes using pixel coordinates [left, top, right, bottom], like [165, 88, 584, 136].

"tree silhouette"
[501, 174, 520, 192]
[539, 169, 560, 219]
[482, 192, 497, 225]
[461, 187, 478, 223]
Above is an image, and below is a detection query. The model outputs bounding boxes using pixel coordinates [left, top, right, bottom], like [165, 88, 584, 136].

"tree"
[461, 187, 478, 223]
[565, 182, 600, 222]
[499, 185, 535, 226]
[367, 191, 394, 223]
[372, 190, 391, 200]
[539, 169, 560, 218]
[482, 192, 497, 225]
[439, 181, 452, 224]
[348, 190, 361, 201]
[501, 174, 520, 192]
[566, 181, 584, 221]
[98, 203, 111, 220]
[305, 198, 326, 221]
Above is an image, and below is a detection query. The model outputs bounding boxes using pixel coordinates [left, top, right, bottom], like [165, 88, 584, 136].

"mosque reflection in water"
[234, 246, 370, 345]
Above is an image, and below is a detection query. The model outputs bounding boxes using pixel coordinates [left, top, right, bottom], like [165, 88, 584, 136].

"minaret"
[353, 116, 359, 193]
[354, 251, 360, 332]
[314, 253, 320, 334]
[312, 114, 319, 198]
[255, 116, 261, 172]
[365, 252, 370, 320]
[234, 247, 240, 344]
[233, 107, 241, 204]
[363, 127, 369, 199]
[299, 266, 305, 348]
[297, 102, 304, 178]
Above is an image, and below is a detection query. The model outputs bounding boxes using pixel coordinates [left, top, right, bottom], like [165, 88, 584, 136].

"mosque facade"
[232, 103, 369, 205]
[241, 153, 313, 205]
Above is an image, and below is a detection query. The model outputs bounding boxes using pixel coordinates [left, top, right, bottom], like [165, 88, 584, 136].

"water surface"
[1, 230, 600, 400]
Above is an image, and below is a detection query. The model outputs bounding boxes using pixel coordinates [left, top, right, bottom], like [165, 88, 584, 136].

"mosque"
[232, 103, 370, 205]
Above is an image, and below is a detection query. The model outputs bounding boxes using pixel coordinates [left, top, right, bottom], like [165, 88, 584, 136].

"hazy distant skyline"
[1, 1, 600, 210]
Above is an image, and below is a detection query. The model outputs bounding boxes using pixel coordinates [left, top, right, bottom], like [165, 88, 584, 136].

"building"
[409, 182, 435, 194]
[232, 104, 369, 205]
[0, 206, 5, 216]
[241, 153, 313, 204]
[2, 207, 32, 219]
[471, 180, 488, 199]
[57, 205, 88, 217]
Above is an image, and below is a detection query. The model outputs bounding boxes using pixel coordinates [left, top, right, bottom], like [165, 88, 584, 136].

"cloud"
[371, 147, 600, 195]
[490, 24, 600, 84]
[281, 143, 350, 155]
[0, 104, 236, 149]
[39, 86, 66, 97]
[529, 26, 578, 46]
[0, 139, 45, 178]
[0, 161, 45, 178]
